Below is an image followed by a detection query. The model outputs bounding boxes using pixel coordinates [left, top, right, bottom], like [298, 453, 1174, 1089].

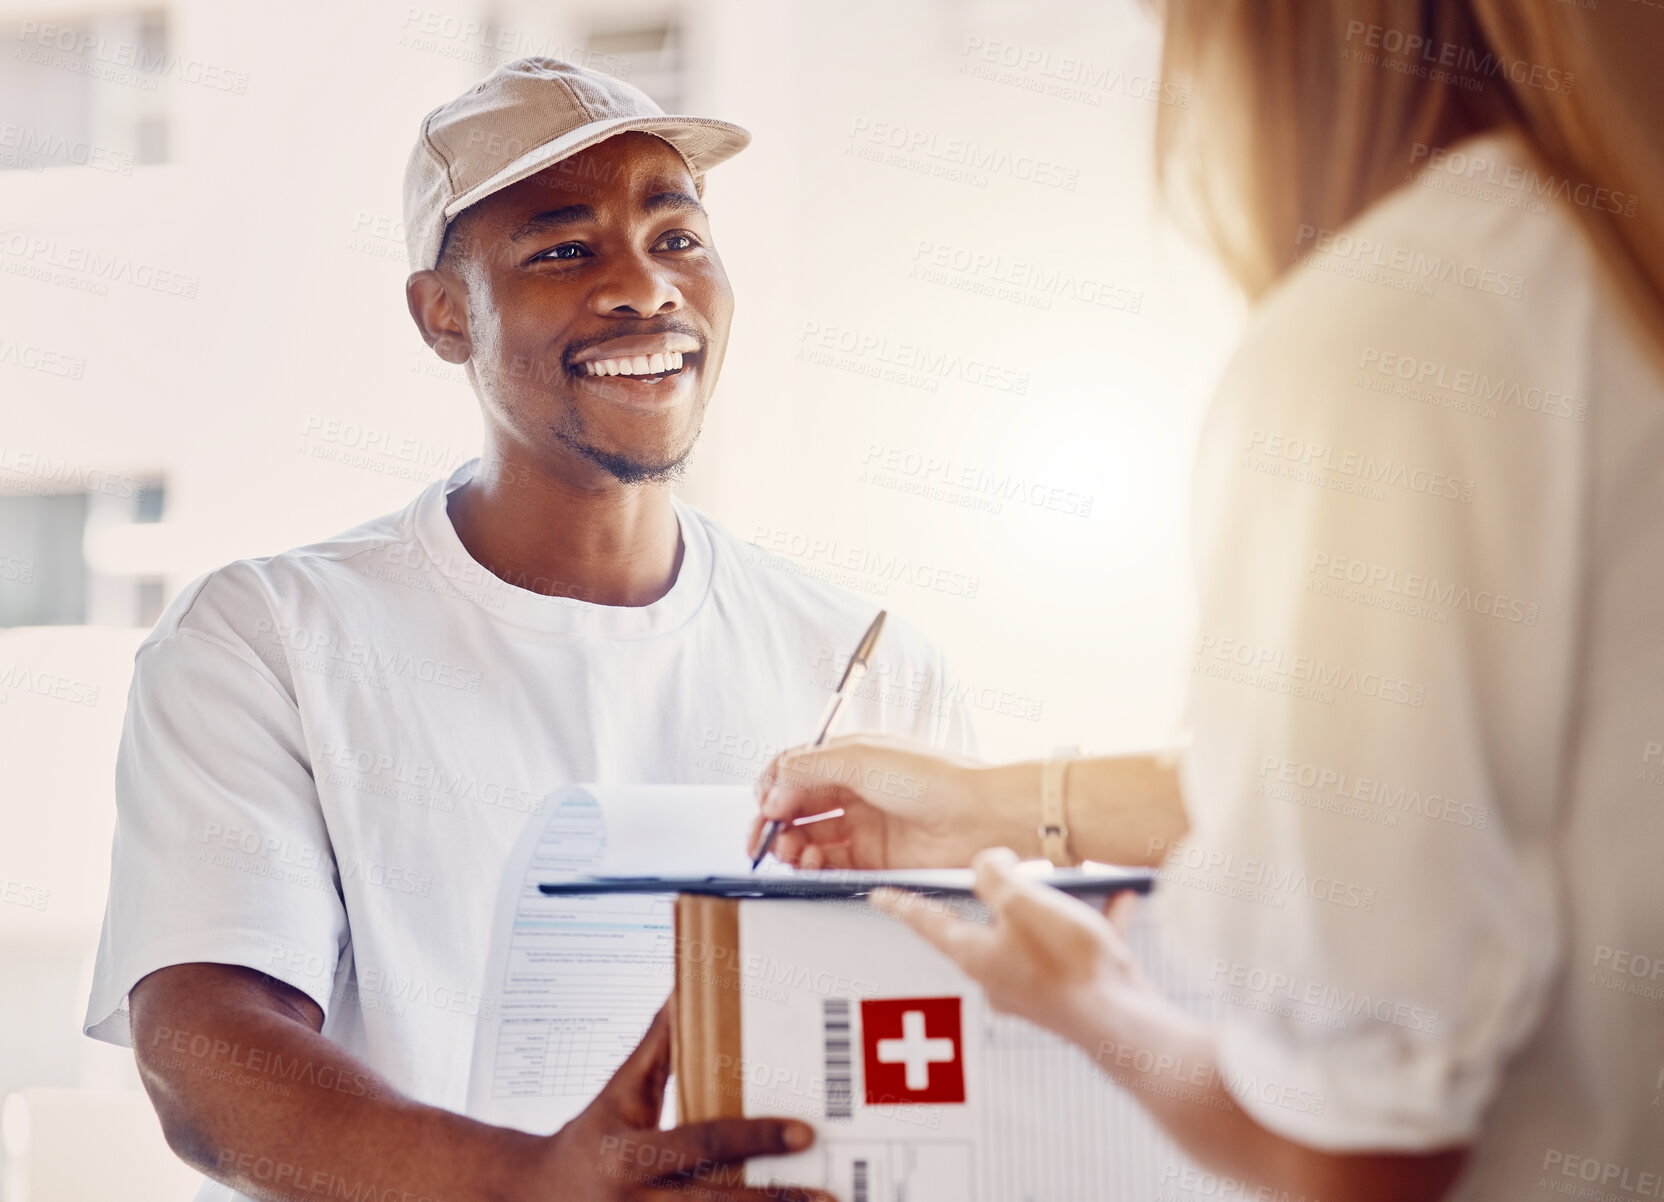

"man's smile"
[570, 332, 702, 382]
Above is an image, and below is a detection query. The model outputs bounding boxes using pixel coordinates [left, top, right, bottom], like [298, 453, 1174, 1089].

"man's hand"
[131, 965, 831, 1202]
[543, 1003, 831, 1201]
[749, 734, 1016, 869]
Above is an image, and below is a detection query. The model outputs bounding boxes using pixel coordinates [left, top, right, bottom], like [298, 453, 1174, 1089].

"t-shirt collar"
[409, 458, 712, 638]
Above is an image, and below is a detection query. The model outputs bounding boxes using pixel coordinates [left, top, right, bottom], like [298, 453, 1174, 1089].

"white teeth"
[581, 351, 690, 377]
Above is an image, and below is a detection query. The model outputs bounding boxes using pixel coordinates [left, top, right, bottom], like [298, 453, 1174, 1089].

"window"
[586, 19, 685, 112]
[0, 492, 88, 625]
[0, 477, 167, 628]
[0, 10, 171, 174]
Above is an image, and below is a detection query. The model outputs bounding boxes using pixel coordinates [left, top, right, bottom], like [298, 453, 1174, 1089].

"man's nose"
[590, 251, 682, 317]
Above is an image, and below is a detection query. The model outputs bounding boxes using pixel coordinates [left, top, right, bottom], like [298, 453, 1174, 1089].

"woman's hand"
[870, 847, 1154, 1050]
[874, 852, 1469, 1201]
[748, 734, 1038, 869]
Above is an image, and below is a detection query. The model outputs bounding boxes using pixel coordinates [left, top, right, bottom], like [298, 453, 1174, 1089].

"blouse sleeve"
[1155, 285, 1584, 1150]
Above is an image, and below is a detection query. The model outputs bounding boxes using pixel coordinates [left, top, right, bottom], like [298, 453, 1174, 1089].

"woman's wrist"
[1060, 952, 1173, 1070]
[969, 759, 1049, 859]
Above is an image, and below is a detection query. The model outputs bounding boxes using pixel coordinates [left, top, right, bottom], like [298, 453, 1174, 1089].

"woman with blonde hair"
[753, 2, 1664, 1197]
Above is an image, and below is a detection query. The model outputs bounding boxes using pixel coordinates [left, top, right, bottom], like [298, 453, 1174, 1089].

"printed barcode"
[852, 1158, 870, 1202]
[823, 997, 853, 1121]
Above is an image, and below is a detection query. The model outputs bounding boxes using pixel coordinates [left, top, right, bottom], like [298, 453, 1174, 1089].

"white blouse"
[1157, 130, 1664, 1196]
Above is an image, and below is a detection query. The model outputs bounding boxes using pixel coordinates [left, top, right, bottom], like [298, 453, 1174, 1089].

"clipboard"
[538, 864, 1155, 900]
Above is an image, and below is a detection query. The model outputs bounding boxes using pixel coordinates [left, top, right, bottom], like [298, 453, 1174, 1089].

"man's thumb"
[605, 1001, 673, 1112]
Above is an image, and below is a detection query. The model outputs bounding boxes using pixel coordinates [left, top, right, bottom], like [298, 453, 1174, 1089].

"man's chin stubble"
[551, 426, 698, 486]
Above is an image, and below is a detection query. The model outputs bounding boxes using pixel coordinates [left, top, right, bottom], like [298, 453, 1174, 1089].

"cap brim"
[443, 114, 752, 219]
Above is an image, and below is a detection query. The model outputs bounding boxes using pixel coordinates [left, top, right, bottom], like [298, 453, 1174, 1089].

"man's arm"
[132, 963, 526, 1201]
[131, 964, 827, 1202]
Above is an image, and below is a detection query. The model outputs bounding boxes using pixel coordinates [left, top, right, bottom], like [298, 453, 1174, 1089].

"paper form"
[739, 899, 1217, 1202]
[465, 784, 758, 1133]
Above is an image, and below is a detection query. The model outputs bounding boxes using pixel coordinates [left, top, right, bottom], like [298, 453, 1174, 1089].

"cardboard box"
[672, 894, 1187, 1202]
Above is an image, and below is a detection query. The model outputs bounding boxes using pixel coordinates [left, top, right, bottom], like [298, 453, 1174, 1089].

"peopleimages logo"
[15, 21, 251, 92]
[846, 117, 1080, 191]
[1341, 20, 1573, 94]
[0, 123, 133, 173]
[1148, 836, 1377, 912]
[1259, 754, 1488, 830]
[797, 321, 1031, 395]
[1540, 1150, 1664, 1198]
[0, 665, 100, 706]
[1408, 143, 1636, 218]
[1307, 551, 1541, 627]
[958, 36, 1190, 109]
[1356, 347, 1588, 421]
[0, 230, 201, 298]
[1244, 428, 1477, 504]
[1294, 225, 1525, 300]
[251, 620, 483, 694]
[1195, 634, 1427, 709]
[1209, 959, 1441, 1034]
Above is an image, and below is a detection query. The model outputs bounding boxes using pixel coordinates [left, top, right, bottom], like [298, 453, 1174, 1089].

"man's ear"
[405, 270, 472, 365]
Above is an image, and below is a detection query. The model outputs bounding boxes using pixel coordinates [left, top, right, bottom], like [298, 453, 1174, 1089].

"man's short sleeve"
[932, 651, 981, 759]
[84, 613, 347, 1047]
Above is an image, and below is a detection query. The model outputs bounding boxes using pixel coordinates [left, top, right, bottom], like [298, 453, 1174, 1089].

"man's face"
[419, 132, 734, 485]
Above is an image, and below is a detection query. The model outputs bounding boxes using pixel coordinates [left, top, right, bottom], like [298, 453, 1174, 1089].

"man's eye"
[657, 233, 698, 252]
[534, 243, 587, 262]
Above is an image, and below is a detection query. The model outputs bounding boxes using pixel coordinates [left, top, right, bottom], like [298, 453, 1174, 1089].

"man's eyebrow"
[642, 190, 705, 217]
[508, 204, 598, 241]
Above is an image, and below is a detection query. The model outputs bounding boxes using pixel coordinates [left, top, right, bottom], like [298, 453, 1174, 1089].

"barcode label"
[852, 1158, 870, 1202]
[823, 997, 853, 1121]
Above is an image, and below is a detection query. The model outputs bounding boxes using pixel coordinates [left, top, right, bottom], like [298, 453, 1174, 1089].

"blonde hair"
[1156, 0, 1664, 344]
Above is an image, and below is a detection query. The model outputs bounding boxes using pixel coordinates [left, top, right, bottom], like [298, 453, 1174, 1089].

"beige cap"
[402, 56, 751, 272]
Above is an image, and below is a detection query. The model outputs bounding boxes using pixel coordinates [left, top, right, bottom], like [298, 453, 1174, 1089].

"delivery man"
[84, 57, 974, 1202]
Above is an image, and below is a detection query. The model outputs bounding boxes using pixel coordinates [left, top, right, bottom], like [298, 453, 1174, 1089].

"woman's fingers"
[869, 888, 992, 976]
[969, 849, 1112, 962]
[745, 812, 769, 859]
[970, 846, 1023, 907]
[759, 811, 855, 862]
[1103, 888, 1139, 936]
[767, 735, 937, 816]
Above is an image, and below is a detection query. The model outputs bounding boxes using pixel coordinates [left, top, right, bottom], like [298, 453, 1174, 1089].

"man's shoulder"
[145, 495, 425, 655]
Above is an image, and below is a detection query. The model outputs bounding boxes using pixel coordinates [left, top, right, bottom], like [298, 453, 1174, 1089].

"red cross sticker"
[860, 996, 966, 1105]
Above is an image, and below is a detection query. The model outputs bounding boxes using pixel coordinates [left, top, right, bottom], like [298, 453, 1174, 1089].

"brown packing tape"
[673, 894, 745, 1122]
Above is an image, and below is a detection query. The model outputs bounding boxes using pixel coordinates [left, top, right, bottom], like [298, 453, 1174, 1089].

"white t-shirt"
[85, 463, 975, 1197]
[1157, 130, 1664, 1195]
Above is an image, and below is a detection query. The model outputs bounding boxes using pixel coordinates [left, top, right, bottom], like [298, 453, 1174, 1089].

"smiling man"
[83, 59, 974, 1202]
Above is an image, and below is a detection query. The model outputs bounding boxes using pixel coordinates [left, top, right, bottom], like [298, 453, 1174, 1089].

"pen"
[750, 609, 887, 870]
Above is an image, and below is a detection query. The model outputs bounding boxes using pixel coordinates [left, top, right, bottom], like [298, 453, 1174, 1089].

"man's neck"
[445, 454, 684, 608]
